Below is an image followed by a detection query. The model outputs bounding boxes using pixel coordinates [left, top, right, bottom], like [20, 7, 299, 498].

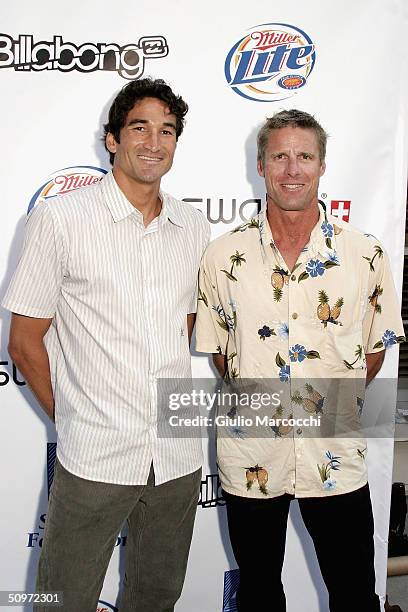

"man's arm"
[212, 353, 227, 378]
[366, 350, 385, 386]
[8, 313, 54, 420]
[187, 313, 196, 346]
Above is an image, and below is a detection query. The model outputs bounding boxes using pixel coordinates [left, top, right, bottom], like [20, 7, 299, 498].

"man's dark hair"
[103, 77, 188, 165]
[257, 109, 328, 164]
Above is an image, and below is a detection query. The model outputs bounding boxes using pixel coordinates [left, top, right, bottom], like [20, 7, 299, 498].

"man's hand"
[366, 350, 385, 385]
[8, 313, 55, 420]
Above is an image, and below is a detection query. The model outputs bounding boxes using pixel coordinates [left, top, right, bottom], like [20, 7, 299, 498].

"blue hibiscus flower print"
[306, 259, 325, 278]
[279, 365, 290, 382]
[325, 250, 340, 265]
[289, 344, 307, 362]
[382, 330, 398, 348]
[258, 325, 273, 340]
[321, 221, 334, 238]
[323, 478, 337, 490]
[277, 322, 289, 338]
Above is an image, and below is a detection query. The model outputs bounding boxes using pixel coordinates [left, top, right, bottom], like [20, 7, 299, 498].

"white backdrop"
[0, 2, 407, 611]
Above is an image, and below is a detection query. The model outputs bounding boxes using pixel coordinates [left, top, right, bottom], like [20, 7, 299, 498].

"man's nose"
[286, 155, 300, 176]
[144, 130, 159, 151]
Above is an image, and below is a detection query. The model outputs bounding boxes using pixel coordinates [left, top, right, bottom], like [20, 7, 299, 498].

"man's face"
[257, 126, 325, 212]
[106, 97, 177, 188]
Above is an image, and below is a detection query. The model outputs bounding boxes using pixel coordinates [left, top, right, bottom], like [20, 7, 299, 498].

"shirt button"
[291, 275, 296, 281]
[297, 428, 303, 435]
[292, 313, 298, 320]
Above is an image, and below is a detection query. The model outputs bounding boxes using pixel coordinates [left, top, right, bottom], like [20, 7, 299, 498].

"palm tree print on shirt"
[343, 345, 364, 370]
[363, 245, 383, 272]
[221, 251, 246, 282]
[368, 285, 383, 314]
[198, 286, 208, 307]
[231, 218, 261, 234]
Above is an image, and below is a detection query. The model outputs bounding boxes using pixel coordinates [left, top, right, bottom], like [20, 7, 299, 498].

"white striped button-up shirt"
[3, 171, 210, 485]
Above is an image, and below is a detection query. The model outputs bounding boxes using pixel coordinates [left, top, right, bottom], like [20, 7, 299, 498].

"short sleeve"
[362, 244, 405, 353]
[195, 248, 229, 355]
[1, 203, 65, 318]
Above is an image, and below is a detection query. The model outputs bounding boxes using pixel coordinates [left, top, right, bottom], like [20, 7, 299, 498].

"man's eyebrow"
[270, 149, 315, 155]
[163, 121, 177, 130]
[127, 118, 177, 130]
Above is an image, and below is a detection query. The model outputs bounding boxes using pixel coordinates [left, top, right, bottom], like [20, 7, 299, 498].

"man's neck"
[112, 167, 162, 227]
[266, 199, 320, 270]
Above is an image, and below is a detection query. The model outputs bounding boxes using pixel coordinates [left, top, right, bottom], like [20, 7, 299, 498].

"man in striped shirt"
[2, 78, 210, 611]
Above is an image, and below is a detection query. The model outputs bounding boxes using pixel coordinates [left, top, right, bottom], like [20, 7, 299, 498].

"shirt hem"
[221, 479, 368, 500]
[195, 343, 224, 354]
[1, 300, 55, 318]
[56, 452, 202, 486]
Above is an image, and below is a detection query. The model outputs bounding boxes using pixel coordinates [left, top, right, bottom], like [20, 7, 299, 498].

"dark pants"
[35, 460, 201, 612]
[223, 484, 382, 612]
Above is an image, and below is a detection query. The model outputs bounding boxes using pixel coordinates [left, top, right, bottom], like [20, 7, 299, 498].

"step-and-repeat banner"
[0, 2, 407, 611]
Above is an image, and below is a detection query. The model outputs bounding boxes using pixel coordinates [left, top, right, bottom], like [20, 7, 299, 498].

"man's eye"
[301, 153, 312, 160]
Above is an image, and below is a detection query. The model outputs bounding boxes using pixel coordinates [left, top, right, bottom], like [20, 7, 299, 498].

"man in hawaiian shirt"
[195, 109, 405, 612]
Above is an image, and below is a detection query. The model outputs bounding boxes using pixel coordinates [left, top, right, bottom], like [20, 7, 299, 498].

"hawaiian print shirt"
[195, 203, 405, 499]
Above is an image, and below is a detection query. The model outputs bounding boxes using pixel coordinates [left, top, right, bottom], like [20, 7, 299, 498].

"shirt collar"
[258, 201, 338, 266]
[305, 201, 338, 261]
[101, 170, 184, 228]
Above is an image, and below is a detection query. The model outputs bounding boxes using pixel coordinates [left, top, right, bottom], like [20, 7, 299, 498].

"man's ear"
[106, 132, 117, 154]
[320, 160, 326, 177]
[257, 158, 264, 178]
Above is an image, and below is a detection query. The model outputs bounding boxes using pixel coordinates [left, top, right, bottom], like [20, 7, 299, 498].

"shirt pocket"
[326, 325, 366, 374]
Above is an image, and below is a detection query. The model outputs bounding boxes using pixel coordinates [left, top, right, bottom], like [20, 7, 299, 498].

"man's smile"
[281, 183, 304, 190]
[137, 154, 163, 163]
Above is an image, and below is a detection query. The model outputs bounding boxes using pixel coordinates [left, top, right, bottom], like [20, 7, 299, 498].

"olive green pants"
[35, 459, 201, 612]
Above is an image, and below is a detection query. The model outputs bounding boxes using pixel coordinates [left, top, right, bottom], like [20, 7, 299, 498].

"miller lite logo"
[330, 200, 351, 222]
[28, 166, 107, 213]
[225, 23, 316, 102]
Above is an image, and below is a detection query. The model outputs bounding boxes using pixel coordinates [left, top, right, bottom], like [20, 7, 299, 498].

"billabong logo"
[0, 33, 168, 79]
[225, 23, 315, 102]
[97, 601, 117, 612]
[198, 473, 225, 508]
[330, 200, 351, 222]
[28, 166, 107, 213]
